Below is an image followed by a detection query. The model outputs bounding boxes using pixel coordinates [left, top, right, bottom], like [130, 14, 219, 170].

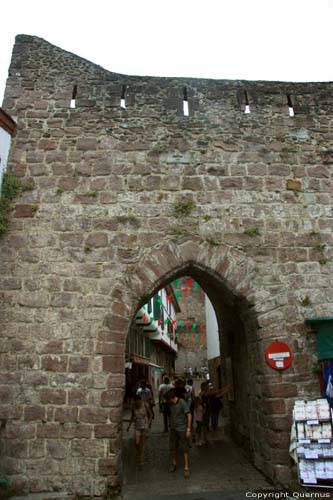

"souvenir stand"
[293, 398, 333, 488]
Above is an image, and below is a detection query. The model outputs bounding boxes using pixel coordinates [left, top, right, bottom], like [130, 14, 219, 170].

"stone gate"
[0, 34, 332, 497]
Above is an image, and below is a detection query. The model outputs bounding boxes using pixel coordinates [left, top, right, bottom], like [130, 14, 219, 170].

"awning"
[149, 362, 165, 372]
[305, 318, 333, 360]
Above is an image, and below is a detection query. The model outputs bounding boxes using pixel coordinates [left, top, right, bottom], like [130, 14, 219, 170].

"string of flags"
[134, 278, 205, 346]
[167, 277, 199, 300]
[135, 312, 205, 331]
[167, 332, 207, 347]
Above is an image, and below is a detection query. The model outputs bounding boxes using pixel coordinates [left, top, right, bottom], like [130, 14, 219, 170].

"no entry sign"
[265, 341, 293, 370]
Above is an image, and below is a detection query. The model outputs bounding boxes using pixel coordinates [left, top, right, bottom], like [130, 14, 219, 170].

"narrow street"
[120, 407, 275, 500]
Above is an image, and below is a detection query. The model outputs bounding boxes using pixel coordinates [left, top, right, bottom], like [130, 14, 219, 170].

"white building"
[0, 108, 16, 189]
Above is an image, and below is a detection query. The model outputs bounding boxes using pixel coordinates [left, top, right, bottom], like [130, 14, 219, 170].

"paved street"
[120, 409, 275, 500]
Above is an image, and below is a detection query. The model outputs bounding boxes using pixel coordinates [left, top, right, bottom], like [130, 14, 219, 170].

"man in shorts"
[165, 389, 192, 478]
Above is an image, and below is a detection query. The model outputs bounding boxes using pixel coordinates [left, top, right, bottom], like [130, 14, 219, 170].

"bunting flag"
[136, 314, 204, 331]
[167, 331, 206, 346]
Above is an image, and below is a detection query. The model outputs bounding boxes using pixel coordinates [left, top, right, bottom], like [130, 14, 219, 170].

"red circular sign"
[265, 341, 292, 371]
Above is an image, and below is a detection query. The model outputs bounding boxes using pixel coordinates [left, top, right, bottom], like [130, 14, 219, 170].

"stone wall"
[0, 34, 332, 496]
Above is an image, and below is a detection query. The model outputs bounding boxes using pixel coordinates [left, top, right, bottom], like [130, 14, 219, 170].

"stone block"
[94, 424, 116, 438]
[102, 355, 124, 373]
[59, 423, 93, 439]
[77, 138, 97, 150]
[98, 457, 117, 476]
[36, 423, 60, 439]
[24, 405, 46, 421]
[54, 407, 78, 423]
[40, 388, 66, 405]
[13, 204, 38, 218]
[41, 355, 68, 372]
[79, 408, 109, 424]
[46, 439, 69, 459]
[69, 356, 89, 373]
[68, 388, 88, 405]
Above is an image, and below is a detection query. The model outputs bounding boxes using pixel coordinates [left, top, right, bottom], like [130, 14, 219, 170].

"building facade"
[125, 286, 179, 399]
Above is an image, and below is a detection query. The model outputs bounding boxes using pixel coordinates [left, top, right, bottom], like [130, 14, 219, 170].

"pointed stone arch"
[103, 238, 292, 489]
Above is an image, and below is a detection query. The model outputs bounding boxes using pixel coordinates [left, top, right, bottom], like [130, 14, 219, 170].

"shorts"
[169, 429, 190, 452]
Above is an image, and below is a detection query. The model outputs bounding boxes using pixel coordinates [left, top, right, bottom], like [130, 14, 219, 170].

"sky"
[1, 0, 333, 102]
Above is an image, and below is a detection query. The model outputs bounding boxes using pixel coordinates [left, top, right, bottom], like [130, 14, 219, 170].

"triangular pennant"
[173, 279, 179, 289]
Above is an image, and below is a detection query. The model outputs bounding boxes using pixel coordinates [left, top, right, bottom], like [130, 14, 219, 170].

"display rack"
[293, 399, 333, 488]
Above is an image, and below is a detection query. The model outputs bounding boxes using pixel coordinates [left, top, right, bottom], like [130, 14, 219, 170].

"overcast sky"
[1, 0, 333, 102]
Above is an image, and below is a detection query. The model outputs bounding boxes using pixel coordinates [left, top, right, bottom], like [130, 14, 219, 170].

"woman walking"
[127, 395, 152, 465]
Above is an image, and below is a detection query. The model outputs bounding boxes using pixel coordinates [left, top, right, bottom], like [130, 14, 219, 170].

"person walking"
[127, 395, 152, 465]
[158, 376, 173, 432]
[209, 390, 223, 433]
[136, 379, 154, 425]
[165, 389, 192, 479]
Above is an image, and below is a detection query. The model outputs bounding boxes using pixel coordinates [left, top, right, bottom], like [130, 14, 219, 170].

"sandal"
[168, 464, 177, 473]
[184, 469, 190, 479]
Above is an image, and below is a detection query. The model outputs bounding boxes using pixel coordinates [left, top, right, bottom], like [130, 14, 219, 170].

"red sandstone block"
[54, 407, 78, 423]
[5, 422, 36, 439]
[86, 232, 108, 248]
[96, 342, 124, 355]
[77, 138, 97, 150]
[0, 405, 23, 420]
[69, 356, 89, 373]
[38, 139, 57, 150]
[79, 408, 109, 424]
[107, 374, 125, 389]
[103, 314, 129, 332]
[13, 204, 38, 218]
[36, 422, 60, 438]
[41, 355, 68, 372]
[0, 386, 13, 404]
[102, 355, 124, 373]
[262, 383, 297, 398]
[40, 388, 66, 405]
[68, 389, 87, 406]
[59, 423, 93, 439]
[98, 457, 117, 476]
[264, 399, 286, 415]
[94, 424, 116, 438]
[39, 340, 64, 354]
[24, 405, 46, 421]
[101, 390, 123, 407]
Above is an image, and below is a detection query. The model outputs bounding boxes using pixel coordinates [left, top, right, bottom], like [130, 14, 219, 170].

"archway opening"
[120, 262, 272, 497]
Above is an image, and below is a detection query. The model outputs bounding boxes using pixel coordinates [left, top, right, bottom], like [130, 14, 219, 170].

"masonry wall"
[0, 35, 332, 496]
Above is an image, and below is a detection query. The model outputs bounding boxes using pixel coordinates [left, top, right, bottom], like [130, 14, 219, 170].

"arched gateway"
[0, 35, 331, 497]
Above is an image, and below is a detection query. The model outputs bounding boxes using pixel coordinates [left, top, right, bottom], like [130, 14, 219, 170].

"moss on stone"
[0, 173, 22, 236]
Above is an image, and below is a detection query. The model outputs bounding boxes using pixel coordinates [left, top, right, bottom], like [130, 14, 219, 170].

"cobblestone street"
[120, 410, 274, 500]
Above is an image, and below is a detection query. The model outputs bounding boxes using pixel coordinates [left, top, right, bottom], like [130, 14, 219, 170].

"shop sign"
[265, 341, 292, 370]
